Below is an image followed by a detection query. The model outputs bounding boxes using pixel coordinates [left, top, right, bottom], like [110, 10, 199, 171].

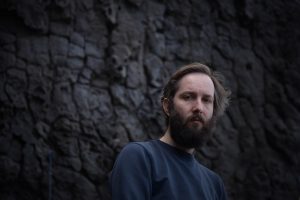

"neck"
[160, 127, 195, 154]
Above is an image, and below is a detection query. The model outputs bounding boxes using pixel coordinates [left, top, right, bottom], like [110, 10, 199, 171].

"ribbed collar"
[156, 139, 195, 162]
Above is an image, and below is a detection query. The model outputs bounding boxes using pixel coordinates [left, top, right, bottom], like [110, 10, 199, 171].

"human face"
[167, 73, 215, 149]
[172, 73, 214, 129]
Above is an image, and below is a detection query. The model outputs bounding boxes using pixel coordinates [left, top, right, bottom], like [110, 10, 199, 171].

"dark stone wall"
[1, 0, 299, 199]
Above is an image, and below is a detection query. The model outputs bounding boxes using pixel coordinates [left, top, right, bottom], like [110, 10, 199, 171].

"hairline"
[172, 72, 215, 99]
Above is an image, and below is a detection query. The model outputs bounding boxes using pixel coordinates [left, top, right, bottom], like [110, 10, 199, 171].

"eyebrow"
[203, 94, 213, 98]
[179, 91, 214, 99]
[204, 95, 214, 102]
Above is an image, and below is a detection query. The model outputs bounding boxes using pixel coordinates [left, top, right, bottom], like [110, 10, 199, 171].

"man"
[110, 63, 231, 200]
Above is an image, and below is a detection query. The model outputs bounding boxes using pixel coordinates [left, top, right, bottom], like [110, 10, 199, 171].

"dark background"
[1, 0, 300, 199]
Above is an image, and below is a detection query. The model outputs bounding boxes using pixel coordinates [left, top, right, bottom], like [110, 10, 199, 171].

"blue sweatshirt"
[110, 140, 228, 200]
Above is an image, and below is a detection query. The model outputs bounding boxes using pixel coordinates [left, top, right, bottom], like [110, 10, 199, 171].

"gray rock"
[102, 0, 118, 24]
[80, 0, 94, 10]
[86, 56, 105, 73]
[54, 135, 79, 156]
[67, 57, 84, 69]
[96, 122, 129, 151]
[16, 1, 49, 32]
[0, 31, 16, 45]
[55, 67, 79, 83]
[78, 68, 93, 84]
[126, 61, 146, 89]
[7, 68, 27, 82]
[190, 0, 211, 25]
[70, 32, 85, 47]
[0, 135, 11, 155]
[53, 81, 73, 104]
[128, 0, 144, 7]
[49, 35, 69, 56]
[35, 121, 50, 139]
[56, 156, 82, 171]
[15, 58, 26, 69]
[227, 101, 247, 129]
[17, 37, 34, 61]
[75, 15, 91, 33]
[144, 53, 163, 87]
[108, 44, 131, 81]
[110, 84, 128, 107]
[50, 22, 71, 37]
[128, 88, 145, 108]
[53, 166, 98, 199]
[0, 156, 20, 183]
[146, 1, 165, 21]
[31, 36, 48, 54]
[116, 108, 146, 141]
[5, 69, 27, 109]
[239, 98, 262, 130]
[51, 55, 67, 66]
[68, 43, 85, 58]
[218, 0, 236, 20]
[85, 42, 102, 58]
[34, 53, 50, 66]
[1, 51, 16, 70]
[53, 117, 80, 133]
[2, 44, 16, 53]
[22, 144, 42, 191]
[81, 151, 106, 182]
[73, 84, 113, 120]
[52, 82, 78, 120]
[148, 32, 165, 57]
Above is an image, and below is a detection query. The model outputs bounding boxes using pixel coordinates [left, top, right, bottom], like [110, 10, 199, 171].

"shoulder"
[121, 140, 157, 154]
[110, 142, 155, 199]
[111, 141, 158, 177]
[196, 163, 226, 192]
[196, 162, 220, 179]
[116, 140, 157, 161]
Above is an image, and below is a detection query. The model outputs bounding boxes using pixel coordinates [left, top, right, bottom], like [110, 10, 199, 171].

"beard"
[169, 109, 216, 149]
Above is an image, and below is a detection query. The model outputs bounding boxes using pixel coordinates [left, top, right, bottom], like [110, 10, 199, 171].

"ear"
[162, 98, 170, 116]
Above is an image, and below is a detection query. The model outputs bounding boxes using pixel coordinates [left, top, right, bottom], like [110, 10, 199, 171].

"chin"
[188, 122, 204, 130]
[191, 121, 203, 125]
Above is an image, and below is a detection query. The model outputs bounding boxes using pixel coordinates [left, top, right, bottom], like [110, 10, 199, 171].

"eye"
[181, 93, 194, 101]
[183, 94, 191, 100]
[203, 97, 213, 104]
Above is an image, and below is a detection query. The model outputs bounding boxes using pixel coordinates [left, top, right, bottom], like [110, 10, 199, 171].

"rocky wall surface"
[0, 0, 300, 199]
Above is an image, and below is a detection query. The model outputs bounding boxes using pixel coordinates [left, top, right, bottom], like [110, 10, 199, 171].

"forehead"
[176, 73, 215, 96]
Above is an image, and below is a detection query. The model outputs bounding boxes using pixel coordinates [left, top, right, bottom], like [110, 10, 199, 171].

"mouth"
[188, 116, 204, 125]
[190, 120, 203, 126]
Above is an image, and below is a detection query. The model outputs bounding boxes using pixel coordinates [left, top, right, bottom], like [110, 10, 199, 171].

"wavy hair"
[161, 63, 231, 123]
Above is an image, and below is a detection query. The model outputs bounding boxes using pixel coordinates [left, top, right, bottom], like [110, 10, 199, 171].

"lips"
[188, 115, 205, 124]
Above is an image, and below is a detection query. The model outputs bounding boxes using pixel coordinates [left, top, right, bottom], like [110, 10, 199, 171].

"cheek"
[204, 105, 214, 119]
[209, 108, 214, 119]
[173, 103, 189, 117]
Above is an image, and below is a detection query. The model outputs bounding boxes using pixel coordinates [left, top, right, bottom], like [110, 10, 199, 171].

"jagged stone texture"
[0, 0, 300, 199]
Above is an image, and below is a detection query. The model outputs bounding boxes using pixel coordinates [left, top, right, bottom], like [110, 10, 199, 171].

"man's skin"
[160, 73, 215, 154]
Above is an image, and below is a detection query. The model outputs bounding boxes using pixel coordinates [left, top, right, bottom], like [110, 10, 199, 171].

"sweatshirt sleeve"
[110, 143, 152, 200]
[215, 175, 228, 200]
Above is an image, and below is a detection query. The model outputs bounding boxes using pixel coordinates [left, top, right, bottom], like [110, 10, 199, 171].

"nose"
[192, 98, 204, 113]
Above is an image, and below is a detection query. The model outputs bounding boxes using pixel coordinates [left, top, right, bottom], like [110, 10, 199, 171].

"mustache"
[186, 114, 205, 124]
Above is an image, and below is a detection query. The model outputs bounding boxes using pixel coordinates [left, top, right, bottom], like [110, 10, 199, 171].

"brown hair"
[161, 63, 231, 122]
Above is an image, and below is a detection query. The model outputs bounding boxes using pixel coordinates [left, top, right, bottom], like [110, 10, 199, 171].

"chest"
[149, 154, 217, 200]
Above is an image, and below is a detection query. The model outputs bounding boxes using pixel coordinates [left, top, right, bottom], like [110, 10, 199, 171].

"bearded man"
[110, 63, 231, 200]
